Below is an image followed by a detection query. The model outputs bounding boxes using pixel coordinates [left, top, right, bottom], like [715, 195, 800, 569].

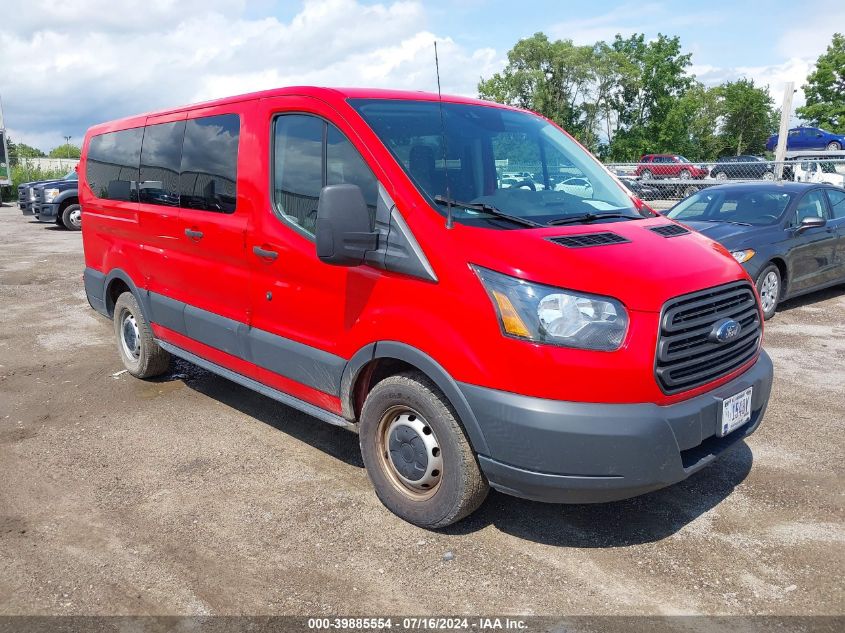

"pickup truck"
[34, 173, 81, 229]
[18, 171, 78, 216]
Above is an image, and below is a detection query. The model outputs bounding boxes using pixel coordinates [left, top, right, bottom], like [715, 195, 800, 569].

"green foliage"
[797, 33, 845, 133]
[479, 32, 779, 162]
[0, 164, 66, 201]
[48, 144, 82, 159]
[713, 79, 778, 156]
[11, 139, 47, 161]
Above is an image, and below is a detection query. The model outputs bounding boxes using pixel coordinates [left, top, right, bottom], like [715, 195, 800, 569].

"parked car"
[790, 157, 845, 188]
[666, 182, 845, 319]
[766, 126, 845, 152]
[635, 154, 709, 180]
[619, 177, 660, 201]
[554, 176, 593, 197]
[17, 171, 77, 215]
[34, 174, 81, 230]
[710, 155, 775, 181]
[80, 87, 773, 527]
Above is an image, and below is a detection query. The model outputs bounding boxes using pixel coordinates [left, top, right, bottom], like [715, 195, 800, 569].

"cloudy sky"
[1, 0, 843, 152]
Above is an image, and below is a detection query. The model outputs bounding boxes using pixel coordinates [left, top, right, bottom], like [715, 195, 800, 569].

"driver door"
[784, 189, 838, 294]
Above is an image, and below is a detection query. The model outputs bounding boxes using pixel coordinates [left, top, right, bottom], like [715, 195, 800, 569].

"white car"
[554, 177, 594, 198]
[792, 160, 845, 187]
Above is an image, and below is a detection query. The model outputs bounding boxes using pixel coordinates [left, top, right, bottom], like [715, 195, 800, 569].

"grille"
[18, 187, 27, 204]
[656, 281, 761, 393]
[649, 224, 690, 237]
[549, 232, 629, 248]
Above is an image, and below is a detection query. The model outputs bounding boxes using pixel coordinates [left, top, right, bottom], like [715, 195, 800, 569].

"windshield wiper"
[433, 195, 543, 228]
[546, 212, 640, 226]
[690, 218, 753, 227]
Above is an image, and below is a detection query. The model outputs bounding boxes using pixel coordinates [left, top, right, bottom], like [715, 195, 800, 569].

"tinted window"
[274, 115, 324, 234]
[791, 190, 828, 226]
[87, 128, 144, 201]
[827, 189, 845, 219]
[139, 120, 185, 207]
[327, 125, 378, 225]
[179, 114, 239, 213]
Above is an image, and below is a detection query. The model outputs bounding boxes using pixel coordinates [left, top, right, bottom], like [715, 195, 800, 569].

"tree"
[49, 144, 81, 159]
[478, 33, 597, 141]
[605, 33, 694, 160]
[797, 33, 845, 133]
[715, 79, 777, 156]
[8, 138, 47, 163]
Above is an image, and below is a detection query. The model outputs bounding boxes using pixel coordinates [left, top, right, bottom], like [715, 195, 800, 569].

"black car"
[666, 182, 845, 318]
[709, 155, 776, 181]
[619, 177, 660, 201]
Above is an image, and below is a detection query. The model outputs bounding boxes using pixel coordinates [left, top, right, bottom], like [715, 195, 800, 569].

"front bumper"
[20, 201, 35, 215]
[462, 350, 773, 503]
[36, 202, 59, 222]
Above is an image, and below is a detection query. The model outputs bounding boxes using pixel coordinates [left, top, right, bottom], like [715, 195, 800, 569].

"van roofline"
[84, 86, 519, 137]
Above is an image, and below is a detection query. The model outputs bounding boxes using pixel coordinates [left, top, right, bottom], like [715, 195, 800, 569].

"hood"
[453, 216, 747, 312]
[679, 220, 763, 244]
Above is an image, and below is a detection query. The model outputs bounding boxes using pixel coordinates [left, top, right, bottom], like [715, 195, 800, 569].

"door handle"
[185, 228, 204, 239]
[253, 245, 278, 261]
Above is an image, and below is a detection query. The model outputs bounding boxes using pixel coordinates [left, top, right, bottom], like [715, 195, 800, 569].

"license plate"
[719, 386, 753, 437]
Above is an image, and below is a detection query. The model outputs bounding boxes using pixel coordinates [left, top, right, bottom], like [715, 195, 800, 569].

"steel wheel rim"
[376, 405, 443, 500]
[641, 170, 652, 180]
[680, 170, 691, 180]
[759, 271, 779, 312]
[716, 172, 727, 181]
[121, 312, 141, 359]
[763, 171, 775, 181]
[69, 208, 82, 228]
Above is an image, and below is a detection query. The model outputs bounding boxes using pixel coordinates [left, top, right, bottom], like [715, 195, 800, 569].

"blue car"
[766, 126, 845, 152]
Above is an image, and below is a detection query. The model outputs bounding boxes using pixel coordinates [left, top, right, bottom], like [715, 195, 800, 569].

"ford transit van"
[80, 87, 773, 527]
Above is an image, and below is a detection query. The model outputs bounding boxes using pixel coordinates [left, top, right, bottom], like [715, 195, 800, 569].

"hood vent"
[649, 224, 690, 238]
[549, 232, 630, 248]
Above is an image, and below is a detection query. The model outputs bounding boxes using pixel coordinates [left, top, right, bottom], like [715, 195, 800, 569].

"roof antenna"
[434, 41, 453, 230]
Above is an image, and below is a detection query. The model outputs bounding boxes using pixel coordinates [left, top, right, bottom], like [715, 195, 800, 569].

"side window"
[273, 115, 324, 235]
[86, 128, 143, 201]
[326, 124, 378, 225]
[273, 115, 379, 236]
[179, 114, 239, 213]
[791, 190, 828, 226]
[139, 121, 185, 207]
[827, 189, 845, 219]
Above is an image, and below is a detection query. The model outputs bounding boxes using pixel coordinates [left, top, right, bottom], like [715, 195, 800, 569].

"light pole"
[63, 135, 72, 160]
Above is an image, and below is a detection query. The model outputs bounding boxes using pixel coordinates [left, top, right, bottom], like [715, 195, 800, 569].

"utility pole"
[63, 135, 72, 160]
[774, 82, 794, 180]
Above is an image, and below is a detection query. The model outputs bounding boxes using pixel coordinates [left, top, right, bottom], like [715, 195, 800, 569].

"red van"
[80, 87, 773, 527]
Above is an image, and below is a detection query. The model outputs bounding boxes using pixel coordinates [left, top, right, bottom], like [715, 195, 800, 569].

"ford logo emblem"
[710, 318, 741, 344]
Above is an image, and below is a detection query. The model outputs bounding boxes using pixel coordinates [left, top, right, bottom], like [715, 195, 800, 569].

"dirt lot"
[1, 204, 843, 618]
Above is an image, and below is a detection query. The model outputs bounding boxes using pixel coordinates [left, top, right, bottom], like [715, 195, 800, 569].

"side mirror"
[796, 216, 826, 233]
[315, 184, 378, 266]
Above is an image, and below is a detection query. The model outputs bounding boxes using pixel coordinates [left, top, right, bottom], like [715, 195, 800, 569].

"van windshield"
[350, 99, 641, 228]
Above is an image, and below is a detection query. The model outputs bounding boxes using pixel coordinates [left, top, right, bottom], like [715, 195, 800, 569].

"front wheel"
[640, 169, 653, 180]
[679, 169, 691, 180]
[359, 371, 489, 528]
[113, 292, 171, 378]
[62, 204, 82, 230]
[756, 264, 781, 320]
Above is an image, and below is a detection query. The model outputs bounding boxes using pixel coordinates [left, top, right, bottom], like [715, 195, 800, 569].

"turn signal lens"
[491, 289, 531, 338]
[730, 249, 756, 264]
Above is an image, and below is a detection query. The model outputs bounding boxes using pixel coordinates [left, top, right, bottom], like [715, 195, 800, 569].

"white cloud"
[0, 0, 501, 151]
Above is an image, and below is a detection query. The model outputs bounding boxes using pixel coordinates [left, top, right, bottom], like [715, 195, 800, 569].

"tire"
[359, 371, 489, 528]
[756, 264, 781, 320]
[714, 171, 728, 181]
[762, 171, 775, 181]
[113, 292, 171, 378]
[826, 141, 841, 151]
[679, 169, 691, 180]
[61, 203, 82, 231]
[640, 169, 653, 180]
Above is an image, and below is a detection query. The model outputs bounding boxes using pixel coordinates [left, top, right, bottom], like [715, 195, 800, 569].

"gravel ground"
[0, 204, 843, 618]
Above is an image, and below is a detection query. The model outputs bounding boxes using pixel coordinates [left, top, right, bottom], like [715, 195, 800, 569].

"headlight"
[472, 265, 629, 351]
[730, 249, 755, 263]
[44, 188, 60, 203]
[28, 187, 36, 200]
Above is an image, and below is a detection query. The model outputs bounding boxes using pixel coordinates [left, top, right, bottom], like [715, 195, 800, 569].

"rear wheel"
[359, 371, 488, 528]
[61, 203, 82, 231]
[113, 292, 171, 378]
[714, 171, 728, 181]
[762, 171, 775, 181]
[756, 264, 781, 320]
[640, 169, 653, 180]
[826, 141, 841, 151]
